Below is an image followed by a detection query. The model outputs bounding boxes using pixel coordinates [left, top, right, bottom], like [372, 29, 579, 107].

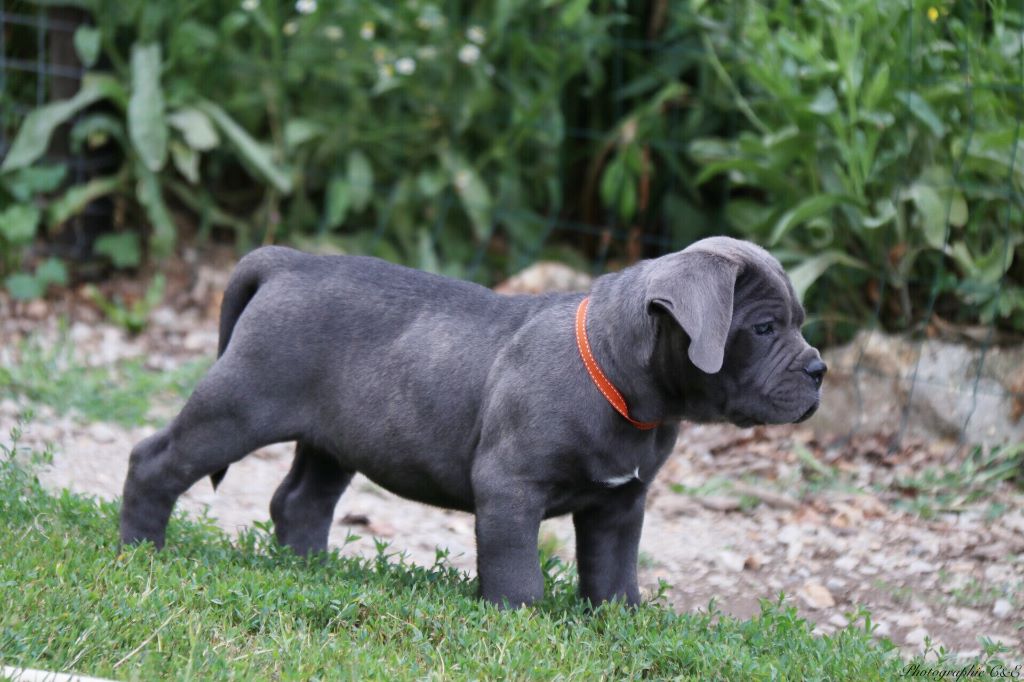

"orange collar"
[575, 297, 660, 430]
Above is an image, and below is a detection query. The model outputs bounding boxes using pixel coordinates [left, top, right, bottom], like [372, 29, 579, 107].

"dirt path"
[2, 266, 1021, 659]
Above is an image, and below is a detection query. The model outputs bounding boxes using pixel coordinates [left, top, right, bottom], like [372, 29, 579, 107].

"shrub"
[687, 0, 1024, 340]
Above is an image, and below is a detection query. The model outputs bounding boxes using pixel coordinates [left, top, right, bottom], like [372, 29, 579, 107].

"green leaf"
[1, 74, 124, 173]
[35, 257, 68, 286]
[73, 25, 101, 68]
[170, 140, 200, 184]
[128, 43, 168, 172]
[807, 87, 838, 116]
[862, 199, 896, 229]
[442, 151, 493, 240]
[284, 119, 326, 151]
[325, 175, 350, 229]
[2, 164, 67, 201]
[4, 273, 45, 301]
[136, 165, 175, 256]
[347, 151, 373, 211]
[769, 194, 858, 245]
[197, 101, 292, 194]
[898, 91, 945, 138]
[0, 204, 41, 244]
[417, 229, 440, 274]
[167, 108, 220, 151]
[94, 232, 142, 268]
[787, 250, 867, 302]
[47, 172, 126, 227]
[907, 184, 946, 249]
[861, 63, 890, 110]
[560, 0, 590, 26]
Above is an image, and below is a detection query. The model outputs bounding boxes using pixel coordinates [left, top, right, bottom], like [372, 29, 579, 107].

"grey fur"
[120, 236, 824, 607]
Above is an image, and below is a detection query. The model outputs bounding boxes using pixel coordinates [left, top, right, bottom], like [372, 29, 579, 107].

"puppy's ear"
[645, 251, 739, 374]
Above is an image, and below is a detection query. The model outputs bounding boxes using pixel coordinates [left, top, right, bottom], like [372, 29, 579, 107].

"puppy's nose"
[804, 359, 827, 388]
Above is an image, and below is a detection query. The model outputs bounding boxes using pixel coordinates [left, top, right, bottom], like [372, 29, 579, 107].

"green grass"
[0, 426, 917, 681]
[0, 327, 210, 426]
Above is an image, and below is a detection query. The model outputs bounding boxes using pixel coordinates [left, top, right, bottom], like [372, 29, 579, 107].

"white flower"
[395, 57, 417, 75]
[467, 25, 486, 44]
[241, 0, 259, 11]
[377, 64, 395, 82]
[295, 0, 316, 13]
[283, 20, 298, 36]
[454, 170, 472, 192]
[323, 25, 343, 41]
[457, 44, 480, 65]
[360, 21, 376, 40]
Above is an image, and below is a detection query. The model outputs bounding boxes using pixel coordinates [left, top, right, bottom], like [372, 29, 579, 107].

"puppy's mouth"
[794, 401, 819, 423]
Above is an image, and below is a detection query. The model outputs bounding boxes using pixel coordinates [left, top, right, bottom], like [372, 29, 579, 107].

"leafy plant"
[1, 0, 619, 288]
[688, 0, 1024, 340]
[84, 273, 166, 334]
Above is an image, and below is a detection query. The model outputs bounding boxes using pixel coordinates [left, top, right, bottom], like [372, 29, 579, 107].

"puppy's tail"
[209, 246, 288, 490]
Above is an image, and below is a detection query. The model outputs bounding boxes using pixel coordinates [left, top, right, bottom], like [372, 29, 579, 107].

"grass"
[0, 424, 918, 681]
[0, 326, 210, 426]
[890, 444, 1024, 519]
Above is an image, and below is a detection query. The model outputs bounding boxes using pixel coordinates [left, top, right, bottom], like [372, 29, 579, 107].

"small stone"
[744, 553, 766, 571]
[25, 298, 48, 319]
[828, 613, 849, 628]
[993, 599, 1013, 619]
[895, 613, 922, 628]
[339, 513, 370, 526]
[798, 582, 835, 610]
[873, 620, 892, 637]
[906, 559, 937, 574]
[717, 550, 746, 573]
[904, 627, 929, 646]
[834, 556, 858, 572]
[89, 422, 118, 444]
[826, 576, 846, 592]
[698, 495, 742, 512]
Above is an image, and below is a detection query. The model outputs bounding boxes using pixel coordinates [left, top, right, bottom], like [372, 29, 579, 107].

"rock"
[825, 578, 847, 596]
[798, 582, 835, 609]
[698, 495, 742, 512]
[993, 599, 1013, 619]
[494, 262, 592, 295]
[873, 620, 892, 638]
[24, 298, 48, 319]
[717, 550, 746, 573]
[905, 559, 938, 575]
[89, 423, 118, 444]
[828, 613, 848, 628]
[810, 331, 1024, 445]
[895, 613, 922, 628]
[904, 627, 929, 646]
[834, 556, 859, 572]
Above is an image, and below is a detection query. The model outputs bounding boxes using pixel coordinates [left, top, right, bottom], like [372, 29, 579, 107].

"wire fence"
[2, 1, 1022, 451]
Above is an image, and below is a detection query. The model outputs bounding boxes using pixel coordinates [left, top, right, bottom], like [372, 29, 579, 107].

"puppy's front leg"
[573, 482, 646, 606]
[473, 483, 545, 607]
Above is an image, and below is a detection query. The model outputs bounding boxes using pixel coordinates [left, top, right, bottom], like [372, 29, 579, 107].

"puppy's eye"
[753, 322, 774, 336]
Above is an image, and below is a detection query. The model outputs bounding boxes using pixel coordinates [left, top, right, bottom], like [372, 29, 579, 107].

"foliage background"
[1, 0, 1022, 345]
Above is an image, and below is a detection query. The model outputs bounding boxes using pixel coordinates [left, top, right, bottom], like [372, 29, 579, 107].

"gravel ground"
[2, 255, 1022, 659]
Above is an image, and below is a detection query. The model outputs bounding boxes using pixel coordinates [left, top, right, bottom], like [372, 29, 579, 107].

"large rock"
[810, 330, 1024, 445]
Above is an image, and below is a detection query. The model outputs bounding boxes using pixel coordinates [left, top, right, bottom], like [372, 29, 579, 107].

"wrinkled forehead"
[682, 238, 805, 325]
[734, 251, 806, 327]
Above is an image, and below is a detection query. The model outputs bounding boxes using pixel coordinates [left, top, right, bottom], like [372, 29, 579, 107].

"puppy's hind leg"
[120, 362, 301, 548]
[270, 442, 353, 556]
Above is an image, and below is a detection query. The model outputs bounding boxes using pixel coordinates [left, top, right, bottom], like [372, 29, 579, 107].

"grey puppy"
[120, 236, 825, 607]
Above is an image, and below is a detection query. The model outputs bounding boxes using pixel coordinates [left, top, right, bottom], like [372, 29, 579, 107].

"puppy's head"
[644, 237, 824, 426]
